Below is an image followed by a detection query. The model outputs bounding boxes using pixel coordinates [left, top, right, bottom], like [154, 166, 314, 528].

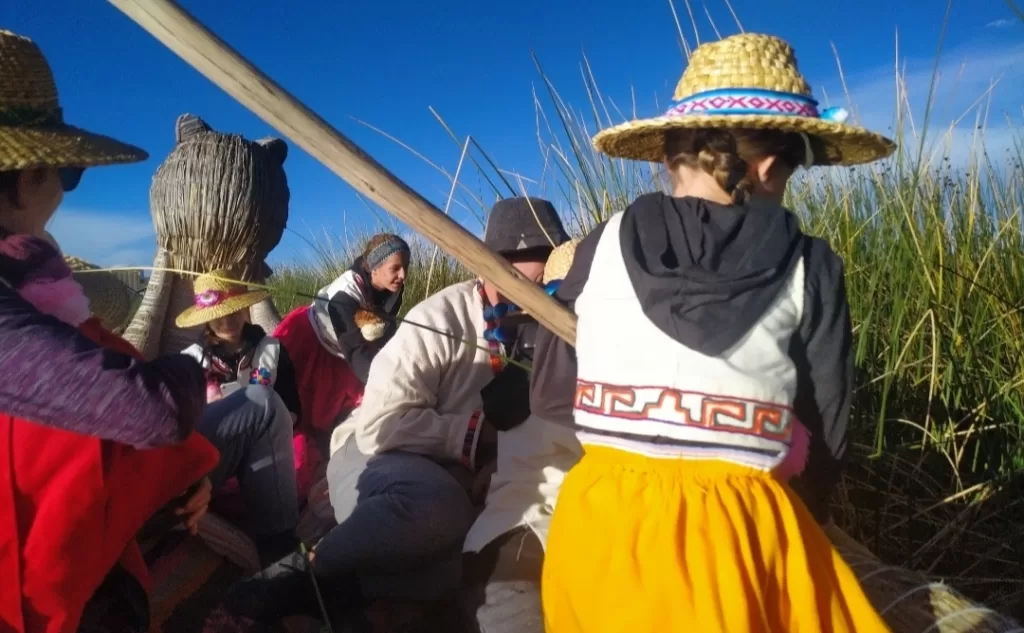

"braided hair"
[663, 128, 822, 205]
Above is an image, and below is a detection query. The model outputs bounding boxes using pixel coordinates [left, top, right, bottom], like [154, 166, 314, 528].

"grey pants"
[196, 384, 298, 536]
[315, 436, 477, 601]
[461, 527, 544, 633]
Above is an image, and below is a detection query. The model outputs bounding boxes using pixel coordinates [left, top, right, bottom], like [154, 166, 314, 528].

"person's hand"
[206, 383, 224, 403]
[477, 416, 498, 448]
[443, 462, 476, 498]
[175, 477, 212, 535]
[470, 459, 498, 505]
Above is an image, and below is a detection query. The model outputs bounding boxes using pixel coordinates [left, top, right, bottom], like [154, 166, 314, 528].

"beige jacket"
[328, 279, 582, 553]
[329, 280, 493, 466]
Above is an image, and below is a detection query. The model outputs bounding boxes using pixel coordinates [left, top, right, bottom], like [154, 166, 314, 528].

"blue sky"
[6, 0, 1022, 269]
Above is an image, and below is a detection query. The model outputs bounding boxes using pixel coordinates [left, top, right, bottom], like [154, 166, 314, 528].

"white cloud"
[817, 40, 1024, 169]
[47, 208, 156, 268]
[987, 18, 1016, 29]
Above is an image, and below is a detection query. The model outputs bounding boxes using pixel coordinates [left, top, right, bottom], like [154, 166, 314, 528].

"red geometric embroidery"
[574, 379, 794, 442]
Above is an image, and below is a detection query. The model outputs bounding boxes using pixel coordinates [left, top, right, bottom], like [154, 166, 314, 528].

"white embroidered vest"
[182, 336, 282, 397]
[573, 212, 805, 470]
[309, 269, 368, 358]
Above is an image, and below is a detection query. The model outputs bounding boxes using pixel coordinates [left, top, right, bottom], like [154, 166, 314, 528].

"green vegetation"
[268, 25, 1024, 609]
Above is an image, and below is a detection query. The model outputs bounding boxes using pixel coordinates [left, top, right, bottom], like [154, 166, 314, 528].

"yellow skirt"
[542, 446, 892, 633]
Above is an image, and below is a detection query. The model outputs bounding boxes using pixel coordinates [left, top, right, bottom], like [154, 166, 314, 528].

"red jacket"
[0, 318, 220, 633]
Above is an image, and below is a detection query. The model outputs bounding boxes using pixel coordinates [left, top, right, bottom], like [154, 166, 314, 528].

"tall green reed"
[268, 8, 1024, 596]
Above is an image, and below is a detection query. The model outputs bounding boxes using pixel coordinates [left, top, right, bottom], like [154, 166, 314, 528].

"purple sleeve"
[0, 285, 207, 448]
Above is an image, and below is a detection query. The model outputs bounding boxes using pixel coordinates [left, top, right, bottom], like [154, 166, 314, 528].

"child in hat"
[176, 269, 303, 561]
[178, 267, 300, 411]
[272, 232, 410, 501]
[539, 34, 895, 632]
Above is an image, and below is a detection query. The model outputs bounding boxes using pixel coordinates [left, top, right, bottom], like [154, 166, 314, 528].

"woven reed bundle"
[64, 255, 136, 333]
[827, 524, 1022, 633]
[149, 113, 289, 279]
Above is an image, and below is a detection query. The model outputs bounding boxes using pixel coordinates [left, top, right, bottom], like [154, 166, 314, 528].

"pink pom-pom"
[19, 277, 91, 326]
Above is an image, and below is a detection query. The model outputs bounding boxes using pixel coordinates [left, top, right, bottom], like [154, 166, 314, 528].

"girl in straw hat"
[0, 29, 220, 633]
[538, 33, 895, 632]
[175, 268, 307, 564]
[178, 267, 300, 408]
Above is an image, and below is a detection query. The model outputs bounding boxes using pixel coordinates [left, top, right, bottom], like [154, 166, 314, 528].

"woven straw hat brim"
[65, 255, 137, 332]
[175, 290, 270, 330]
[592, 113, 895, 166]
[543, 238, 580, 285]
[0, 123, 148, 170]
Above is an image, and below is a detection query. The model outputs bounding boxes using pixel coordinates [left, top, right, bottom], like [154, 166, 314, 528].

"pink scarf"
[0, 230, 91, 326]
[19, 275, 92, 326]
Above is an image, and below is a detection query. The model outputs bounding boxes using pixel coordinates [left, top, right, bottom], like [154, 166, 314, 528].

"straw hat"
[0, 29, 148, 170]
[175, 268, 269, 329]
[592, 33, 895, 166]
[64, 255, 137, 333]
[543, 238, 579, 285]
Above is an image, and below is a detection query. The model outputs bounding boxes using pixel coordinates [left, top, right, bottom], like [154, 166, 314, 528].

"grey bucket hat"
[483, 197, 569, 255]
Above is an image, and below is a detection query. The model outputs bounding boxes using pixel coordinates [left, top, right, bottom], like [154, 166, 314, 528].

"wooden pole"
[107, 0, 577, 345]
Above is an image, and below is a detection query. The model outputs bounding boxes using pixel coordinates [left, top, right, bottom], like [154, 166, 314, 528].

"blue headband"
[364, 236, 410, 271]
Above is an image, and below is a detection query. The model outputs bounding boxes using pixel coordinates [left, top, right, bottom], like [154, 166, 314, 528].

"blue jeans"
[314, 436, 477, 601]
[196, 384, 298, 536]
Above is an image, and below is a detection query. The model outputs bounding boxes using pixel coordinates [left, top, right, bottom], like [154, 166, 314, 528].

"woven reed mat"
[144, 513, 324, 633]
[828, 524, 1023, 633]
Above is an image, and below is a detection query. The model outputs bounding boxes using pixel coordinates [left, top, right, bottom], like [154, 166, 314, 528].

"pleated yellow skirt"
[542, 445, 892, 633]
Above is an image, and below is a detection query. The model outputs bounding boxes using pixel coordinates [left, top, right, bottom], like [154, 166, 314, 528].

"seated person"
[224, 197, 570, 631]
[175, 268, 301, 564]
[459, 239, 584, 633]
[273, 233, 410, 500]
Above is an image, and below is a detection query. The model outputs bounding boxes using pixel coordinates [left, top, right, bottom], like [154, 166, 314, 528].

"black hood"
[619, 192, 806, 356]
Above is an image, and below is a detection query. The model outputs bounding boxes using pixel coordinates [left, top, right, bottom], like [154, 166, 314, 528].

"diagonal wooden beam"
[107, 0, 577, 345]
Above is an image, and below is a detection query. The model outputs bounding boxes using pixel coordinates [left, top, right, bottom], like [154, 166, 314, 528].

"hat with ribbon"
[592, 33, 895, 166]
[0, 29, 148, 172]
[175, 268, 269, 329]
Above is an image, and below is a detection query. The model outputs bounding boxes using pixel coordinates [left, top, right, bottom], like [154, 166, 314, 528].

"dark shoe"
[252, 531, 299, 568]
[223, 551, 321, 622]
[223, 551, 363, 626]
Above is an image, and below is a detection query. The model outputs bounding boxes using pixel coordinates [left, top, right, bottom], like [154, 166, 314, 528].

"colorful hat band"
[665, 88, 849, 124]
[193, 287, 248, 309]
